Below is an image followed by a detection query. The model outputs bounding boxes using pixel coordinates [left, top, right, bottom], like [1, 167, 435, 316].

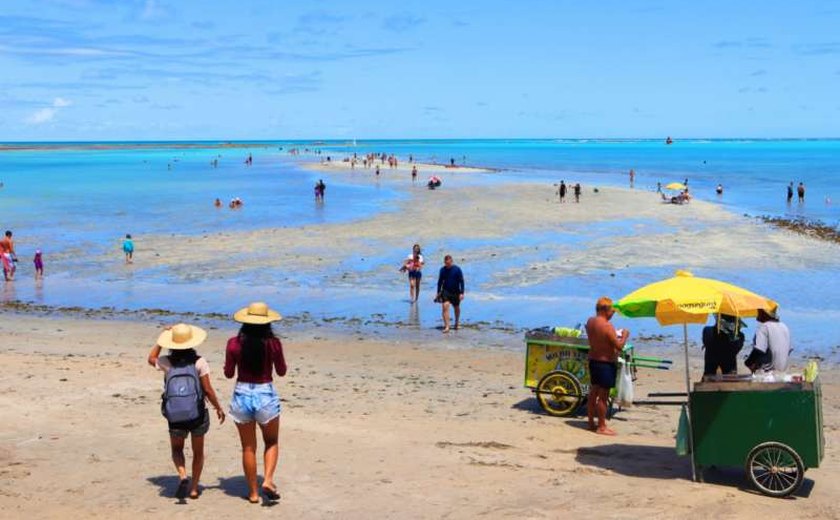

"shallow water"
[1, 141, 838, 356]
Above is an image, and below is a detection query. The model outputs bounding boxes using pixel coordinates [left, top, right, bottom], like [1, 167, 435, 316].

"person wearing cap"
[147, 323, 226, 500]
[585, 296, 630, 436]
[702, 314, 746, 377]
[224, 302, 287, 503]
[745, 308, 792, 374]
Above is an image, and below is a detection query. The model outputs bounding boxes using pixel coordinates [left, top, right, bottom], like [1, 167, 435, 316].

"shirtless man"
[585, 297, 629, 435]
[0, 230, 17, 281]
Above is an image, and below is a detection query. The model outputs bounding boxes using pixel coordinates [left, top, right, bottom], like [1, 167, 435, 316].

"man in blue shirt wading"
[435, 255, 464, 333]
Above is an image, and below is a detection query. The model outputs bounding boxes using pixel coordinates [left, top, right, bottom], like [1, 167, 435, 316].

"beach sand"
[1, 314, 839, 519]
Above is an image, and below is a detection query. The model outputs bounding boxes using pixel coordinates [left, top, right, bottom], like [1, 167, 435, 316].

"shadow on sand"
[217, 475, 280, 507]
[574, 444, 814, 498]
[146, 475, 188, 505]
[146, 475, 281, 506]
[511, 397, 544, 414]
[512, 397, 625, 421]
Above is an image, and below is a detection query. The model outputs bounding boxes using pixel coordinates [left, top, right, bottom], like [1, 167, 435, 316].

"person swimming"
[716, 184, 723, 195]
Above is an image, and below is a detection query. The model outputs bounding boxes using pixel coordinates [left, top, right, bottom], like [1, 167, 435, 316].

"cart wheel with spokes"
[536, 370, 582, 417]
[746, 442, 805, 497]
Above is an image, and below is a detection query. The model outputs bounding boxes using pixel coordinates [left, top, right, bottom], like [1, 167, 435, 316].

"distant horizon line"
[2, 136, 840, 145]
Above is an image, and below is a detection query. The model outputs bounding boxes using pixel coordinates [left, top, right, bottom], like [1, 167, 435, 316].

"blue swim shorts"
[588, 360, 618, 389]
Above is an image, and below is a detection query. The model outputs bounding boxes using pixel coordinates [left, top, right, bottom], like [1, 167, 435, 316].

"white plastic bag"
[616, 360, 634, 407]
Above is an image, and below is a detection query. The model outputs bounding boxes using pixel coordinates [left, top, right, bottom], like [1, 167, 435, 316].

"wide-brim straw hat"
[234, 301, 282, 324]
[157, 323, 207, 350]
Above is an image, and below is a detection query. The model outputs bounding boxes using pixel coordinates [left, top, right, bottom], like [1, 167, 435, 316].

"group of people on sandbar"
[556, 180, 582, 203]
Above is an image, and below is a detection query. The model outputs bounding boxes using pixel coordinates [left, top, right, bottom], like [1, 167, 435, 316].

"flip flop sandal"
[262, 486, 281, 501]
[175, 478, 190, 500]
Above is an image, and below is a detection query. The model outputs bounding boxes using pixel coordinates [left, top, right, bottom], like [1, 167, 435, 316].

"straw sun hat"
[157, 323, 208, 350]
[234, 301, 282, 324]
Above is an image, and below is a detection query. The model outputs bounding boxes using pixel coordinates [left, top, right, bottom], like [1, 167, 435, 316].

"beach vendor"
[745, 308, 791, 374]
[702, 314, 745, 376]
[585, 297, 630, 436]
[147, 324, 226, 500]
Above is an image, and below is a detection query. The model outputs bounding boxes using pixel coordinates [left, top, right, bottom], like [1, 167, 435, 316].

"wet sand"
[1, 314, 839, 519]
[121, 174, 838, 283]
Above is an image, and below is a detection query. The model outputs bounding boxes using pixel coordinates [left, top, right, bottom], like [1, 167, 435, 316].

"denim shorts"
[229, 382, 281, 425]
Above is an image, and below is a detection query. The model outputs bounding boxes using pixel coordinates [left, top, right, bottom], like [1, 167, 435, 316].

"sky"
[1, 0, 839, 141]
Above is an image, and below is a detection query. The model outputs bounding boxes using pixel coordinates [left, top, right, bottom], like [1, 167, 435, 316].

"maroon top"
[224, 336, 287, 383]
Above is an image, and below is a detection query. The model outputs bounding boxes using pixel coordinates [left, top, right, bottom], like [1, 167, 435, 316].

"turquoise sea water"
[0, 139, 838, 355]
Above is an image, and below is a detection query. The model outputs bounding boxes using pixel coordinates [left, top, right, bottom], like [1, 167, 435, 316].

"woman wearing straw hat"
[147, 323, 226, 500]
[224, 302, 287, 503]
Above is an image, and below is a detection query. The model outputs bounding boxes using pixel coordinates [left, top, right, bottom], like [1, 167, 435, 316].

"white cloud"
[26, 107, 57, 125]
[141, 0, 171, 21]
[24, 97, 73, 125]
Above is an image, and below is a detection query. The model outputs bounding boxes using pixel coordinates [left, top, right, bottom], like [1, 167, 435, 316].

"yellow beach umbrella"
[614, 270, 778, 325]
[614, 270, 778, 481]
[664, 182, 686, 191]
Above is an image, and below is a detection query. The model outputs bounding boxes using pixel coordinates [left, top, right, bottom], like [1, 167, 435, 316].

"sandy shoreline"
[1, 314, 839, 519]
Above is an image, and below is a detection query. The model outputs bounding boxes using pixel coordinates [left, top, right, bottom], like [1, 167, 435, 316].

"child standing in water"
[123, 234, 134, 264]
[33, 249, 44, 278]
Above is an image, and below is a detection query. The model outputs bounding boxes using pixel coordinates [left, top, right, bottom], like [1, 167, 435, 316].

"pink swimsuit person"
[34, 250, 44, 277]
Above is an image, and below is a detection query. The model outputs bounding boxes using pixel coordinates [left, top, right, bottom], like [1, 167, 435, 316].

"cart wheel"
[746, 442, 804, 497]
[537, 370, 582, 417]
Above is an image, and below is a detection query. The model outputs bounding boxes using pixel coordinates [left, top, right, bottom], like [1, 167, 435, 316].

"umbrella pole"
[684, 323, 697, 482]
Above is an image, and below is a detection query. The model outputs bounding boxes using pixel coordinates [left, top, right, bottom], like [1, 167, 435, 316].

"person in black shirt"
[702, 314, 745, 377]
[435, 255, 464, 333]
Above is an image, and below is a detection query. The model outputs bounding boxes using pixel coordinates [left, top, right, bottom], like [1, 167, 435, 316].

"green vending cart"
[689, 377, 824, 497]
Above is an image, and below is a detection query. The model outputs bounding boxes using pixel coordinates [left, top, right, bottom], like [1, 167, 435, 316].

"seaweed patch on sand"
[0, 301, 524, 335]
[758, 215, 840, 244]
